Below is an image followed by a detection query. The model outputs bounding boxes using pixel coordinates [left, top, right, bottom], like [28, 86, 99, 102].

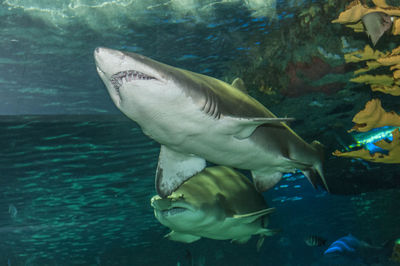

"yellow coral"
[393, 18, 400, 35]
[333, 129, 400, 163]
[377, 54, 400, 66]
[354, 61, 382, 74]
[350, 74, 393, 86]
[345, 46, 400, 95]
[390, 45, 400, 55]
[349, 99, 400, 132]
[371, 84, 400, 96]
[344, 45, 388, 63]
[332, 0, 400, 24]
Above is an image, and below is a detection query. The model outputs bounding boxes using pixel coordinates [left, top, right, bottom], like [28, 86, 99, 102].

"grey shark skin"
[94, 47, 328, 197]
[151, 166, 278, 248]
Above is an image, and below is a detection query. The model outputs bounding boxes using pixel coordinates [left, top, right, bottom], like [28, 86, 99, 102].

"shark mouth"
[110, 70, 156, 95]
[161, 207, 187, 216]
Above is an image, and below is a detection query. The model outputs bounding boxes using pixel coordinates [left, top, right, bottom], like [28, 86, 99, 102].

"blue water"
[1, 0, 400, 265]
[0, 115, 398, 265]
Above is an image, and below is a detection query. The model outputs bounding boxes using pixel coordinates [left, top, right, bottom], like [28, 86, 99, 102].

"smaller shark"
[151, 166, 278, 249]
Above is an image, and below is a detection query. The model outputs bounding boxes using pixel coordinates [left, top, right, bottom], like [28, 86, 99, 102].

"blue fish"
[324, 234, 360, 255]
[324, 234, 393, 264]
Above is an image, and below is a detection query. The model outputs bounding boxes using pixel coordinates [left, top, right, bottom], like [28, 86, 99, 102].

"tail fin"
[307, 141, 329, 192]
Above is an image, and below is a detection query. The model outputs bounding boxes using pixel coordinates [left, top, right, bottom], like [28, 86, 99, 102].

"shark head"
[94, 47, 211, 142]
[94, 47, 170, 110]
[94, 47, 204, 124]
[150, 192, 217, 231]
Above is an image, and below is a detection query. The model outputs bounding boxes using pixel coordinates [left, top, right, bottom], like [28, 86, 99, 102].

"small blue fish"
[324, 234, 359, 255]
[324, 234, 392, 264]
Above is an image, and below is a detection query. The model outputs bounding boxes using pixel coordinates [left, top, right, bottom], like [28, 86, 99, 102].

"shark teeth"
[161, 207, 187, 216]
[110, 70, 156, 94]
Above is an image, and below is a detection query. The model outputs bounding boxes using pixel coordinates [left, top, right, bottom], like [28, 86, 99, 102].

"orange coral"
[377, 54, 400, 66]
[393, 18, 400, 35]
[333, 128, 400, 163]
[349, 99, 400, 132]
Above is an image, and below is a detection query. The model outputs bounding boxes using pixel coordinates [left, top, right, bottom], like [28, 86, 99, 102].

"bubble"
[8, 204, 18, 218]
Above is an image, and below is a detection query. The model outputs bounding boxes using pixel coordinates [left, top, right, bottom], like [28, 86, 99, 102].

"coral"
[371, 84, 400, 95]
[344, 45, 388, 63]
[391, 239, 400, 263]
[350, 74, 393, 86]
[377, 54, 400, 66]
[392, 18, 400, 35]
[332, 0, 400, 24]
[332, 0, 400, 45]
[348, 99, 400, 132]
[259, 85, 277, 95]
[333, 128, 400, 163]
[344, 45, 400, 95]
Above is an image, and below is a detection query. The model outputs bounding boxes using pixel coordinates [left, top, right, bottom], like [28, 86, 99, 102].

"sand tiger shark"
[94, 47, 328, 197]
[151, 166, 278, 249]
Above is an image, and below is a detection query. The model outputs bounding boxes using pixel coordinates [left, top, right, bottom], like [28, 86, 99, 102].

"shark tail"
[302, 140, 330, 192]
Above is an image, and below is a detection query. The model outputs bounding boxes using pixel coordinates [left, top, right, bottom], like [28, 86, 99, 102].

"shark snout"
[94, 47, 122, 57]
[94, 47, 125, 68]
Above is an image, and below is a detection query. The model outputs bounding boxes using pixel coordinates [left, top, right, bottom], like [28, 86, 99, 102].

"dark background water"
[1, 0, 400, 265]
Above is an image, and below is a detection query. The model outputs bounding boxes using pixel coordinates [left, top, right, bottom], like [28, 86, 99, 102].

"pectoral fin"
[233, 117, 294, 140]
[156, 145, 206, 197]
[252, 171, 282, 192]
[231, 236, 251, 244]
[165, 231, 201, 243]
[233, 208, 276, 223]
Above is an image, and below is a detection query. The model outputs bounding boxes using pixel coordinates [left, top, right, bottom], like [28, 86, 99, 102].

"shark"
[151, 166, 278, 249]
[94, 47, 328, 197]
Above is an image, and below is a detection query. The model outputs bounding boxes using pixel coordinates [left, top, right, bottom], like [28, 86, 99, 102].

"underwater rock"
[283, 57, 346, 97]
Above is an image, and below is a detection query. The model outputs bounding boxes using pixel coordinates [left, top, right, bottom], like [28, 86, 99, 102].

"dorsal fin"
[231, 78, 248, 94]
